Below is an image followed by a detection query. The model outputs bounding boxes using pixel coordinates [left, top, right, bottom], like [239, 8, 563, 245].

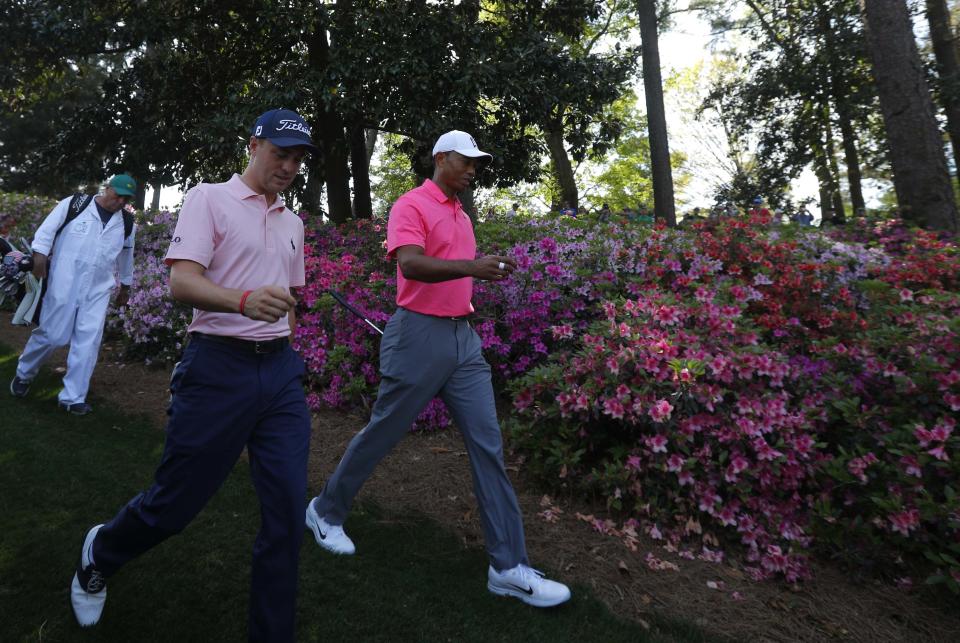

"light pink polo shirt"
[164, 174, 305, 340]
[387, 179, 476, 317]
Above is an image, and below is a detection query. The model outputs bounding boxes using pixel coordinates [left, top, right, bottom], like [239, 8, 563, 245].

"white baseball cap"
[432, 130, 493, 161]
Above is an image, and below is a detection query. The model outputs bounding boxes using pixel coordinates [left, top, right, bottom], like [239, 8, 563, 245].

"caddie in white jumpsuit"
[9, 175, 137, 415]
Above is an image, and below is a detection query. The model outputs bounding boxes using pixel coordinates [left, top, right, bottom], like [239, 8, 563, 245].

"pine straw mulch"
[3, 316, 957, 642]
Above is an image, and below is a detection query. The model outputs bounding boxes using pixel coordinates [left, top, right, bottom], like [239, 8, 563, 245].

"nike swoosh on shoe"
[508, 583, 534, 595]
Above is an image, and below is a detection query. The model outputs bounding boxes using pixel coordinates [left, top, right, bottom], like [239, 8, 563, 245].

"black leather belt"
[401, 307, 471, 322]
[191, 332, 289, 354]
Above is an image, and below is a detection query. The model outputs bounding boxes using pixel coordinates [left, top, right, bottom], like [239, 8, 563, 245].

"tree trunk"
[459, 185, 476, 224]
[861, 0, 958, 231]
[925, 0, 960, 180]
[151, 183, 162, 211]
[812, 146, 835, 222]
[637, 0, 676, 226]
[307, 1, 352, 224]
[365, 128, 378, 162]
[824, 119, 847, 222]
[350, 123, 373, 219]
[820, 3, 866, 214]
[134, 181, 147, 211]
[302, 148, 324, 219]
[544, 125, 578, 209]
[836, 108, 866, 214]
[321, 119, 352, 223]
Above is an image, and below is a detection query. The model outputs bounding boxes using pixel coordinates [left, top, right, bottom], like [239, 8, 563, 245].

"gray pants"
[314, 307, 529, 571]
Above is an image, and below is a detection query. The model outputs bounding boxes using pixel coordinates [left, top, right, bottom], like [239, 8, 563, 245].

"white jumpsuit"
[15, 196, 135, 405]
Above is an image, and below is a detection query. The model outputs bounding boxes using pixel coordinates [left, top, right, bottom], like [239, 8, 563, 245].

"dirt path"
[3, 316, 957, 642]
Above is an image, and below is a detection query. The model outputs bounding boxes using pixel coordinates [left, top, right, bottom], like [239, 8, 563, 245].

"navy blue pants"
[91, 335, 311, 642]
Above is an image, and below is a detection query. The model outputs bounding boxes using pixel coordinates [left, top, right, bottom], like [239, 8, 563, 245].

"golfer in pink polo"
[70, 108, 315, 641]
[306, 130, 571, 608]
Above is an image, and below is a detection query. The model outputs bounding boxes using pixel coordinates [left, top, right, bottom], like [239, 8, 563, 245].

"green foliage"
[705, 0, 883, 206]
[370, 134, 419, 217]
[1, 0, 639, 215]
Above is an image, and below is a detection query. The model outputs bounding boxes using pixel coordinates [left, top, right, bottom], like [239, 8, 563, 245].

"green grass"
[0, 343, 711, 642]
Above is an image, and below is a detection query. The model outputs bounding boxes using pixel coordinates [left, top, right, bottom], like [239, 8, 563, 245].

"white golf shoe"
[305, 500, 355, 555]
[487, 564, 571, 608]
[71, 524, 107, 627]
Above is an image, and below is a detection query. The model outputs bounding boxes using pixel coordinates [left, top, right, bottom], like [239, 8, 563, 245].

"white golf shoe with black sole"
[305, 500, 355, 555]
[487, 564, 571, 608]
[71, 524, 107, 627]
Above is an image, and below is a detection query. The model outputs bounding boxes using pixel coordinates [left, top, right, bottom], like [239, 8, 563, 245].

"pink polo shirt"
[387, 179, 476, 317]
[164, 174, 306, 340]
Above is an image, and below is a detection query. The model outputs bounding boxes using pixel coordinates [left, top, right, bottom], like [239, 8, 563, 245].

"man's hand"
[471, 255, 517, 281]
[116, 285, 130, 307]
[241, 286, 297, 323]
[31, 253, 48, 280]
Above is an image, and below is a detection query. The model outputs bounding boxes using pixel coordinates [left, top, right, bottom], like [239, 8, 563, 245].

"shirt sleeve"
[30, 197, 72, 255]
[118, 223, 135, 285]
[164, 185, 216, 267]
[386, 196, 426, 257]
[290, 218, 305, 287]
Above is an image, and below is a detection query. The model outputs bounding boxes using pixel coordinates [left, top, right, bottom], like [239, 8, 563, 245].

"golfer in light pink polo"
[165, 174, 306, 340]
[71, 108, 316, 642]
[307, 130, 571, 608]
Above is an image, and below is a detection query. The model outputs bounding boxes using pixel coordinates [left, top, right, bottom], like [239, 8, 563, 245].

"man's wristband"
[239, 290, 253, 316]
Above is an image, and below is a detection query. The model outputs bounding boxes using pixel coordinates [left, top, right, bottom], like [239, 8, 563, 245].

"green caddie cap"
[109, 174, 137, 197]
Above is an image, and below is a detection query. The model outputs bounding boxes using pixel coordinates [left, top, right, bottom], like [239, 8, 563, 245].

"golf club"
[329, 290, 384, 335]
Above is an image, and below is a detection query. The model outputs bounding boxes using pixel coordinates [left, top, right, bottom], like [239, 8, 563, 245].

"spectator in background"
[635, 204, 653, 225]
[597, 203, 613, 223]
[505, 203, 518, 218]
[748, 197, 771, 219]
[559, 201, 577, 217]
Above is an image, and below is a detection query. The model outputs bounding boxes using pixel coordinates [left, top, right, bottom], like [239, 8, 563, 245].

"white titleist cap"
[432, 130, 493, 161]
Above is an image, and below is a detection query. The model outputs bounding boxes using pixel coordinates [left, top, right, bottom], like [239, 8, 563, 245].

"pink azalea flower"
[698, 489, 721, 512]
[888, 508, 920, 536]
[899, 455, 922, 478]
[666, 454, 685, 472]
[649, 399, 674, 423]
[605, 356, 620, 375]
[626, 455, 643, 472]
[928, 444, 949, 461]
[932, 417, 955, 441]
[717, 506, 738, 527]
[646, 434, 668, 453]
[914, 424, 933, 447]
[550, 324, 573, 339]
[603, 397, 625, 419]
